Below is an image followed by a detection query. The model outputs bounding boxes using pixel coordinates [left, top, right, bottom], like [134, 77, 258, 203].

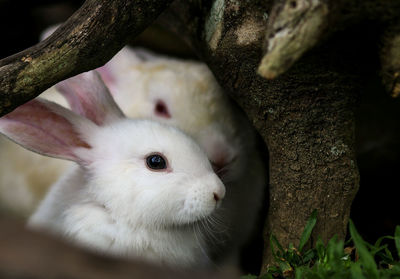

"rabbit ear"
[40, 24, 59, 41]
[0, 99, 92, 163]
[96, 47, 153, 92]
[56, 71, 125, 126]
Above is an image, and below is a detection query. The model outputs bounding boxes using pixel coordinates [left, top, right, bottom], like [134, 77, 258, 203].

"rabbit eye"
[154, 100, 171, 118]
[146, 154, 167, 170]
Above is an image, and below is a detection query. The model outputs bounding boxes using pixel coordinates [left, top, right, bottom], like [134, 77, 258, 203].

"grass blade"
[350, 262, 366, 279]
[395, 226, 400, 260]
[349, 220, 379, 279]
[298, 209, 318, 252]
[316, 237, 326, 261]
[374, 236, 394, 249]
[270, 233, 284, 253]
[270, 233, 284, 262]
[241, 275, 258, 279]
[259, 273, 274, 279]
[302, 249, 316, 264]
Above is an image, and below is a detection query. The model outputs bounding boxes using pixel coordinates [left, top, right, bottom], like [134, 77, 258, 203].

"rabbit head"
[0, 71, 226, 229]
[98, 48, 250, 181]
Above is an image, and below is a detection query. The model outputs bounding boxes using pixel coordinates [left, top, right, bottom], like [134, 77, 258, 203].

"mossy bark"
[0, 0, 173, 117]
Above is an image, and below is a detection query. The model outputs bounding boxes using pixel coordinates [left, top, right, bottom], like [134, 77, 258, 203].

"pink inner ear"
[97, 65, 116, 87]
[0, 99, 91, 162]
[56, 71, 124, 126]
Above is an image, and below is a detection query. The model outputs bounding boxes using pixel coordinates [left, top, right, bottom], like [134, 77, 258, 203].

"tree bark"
[259, 48, 360, 271]
[0, 0, 173, 117]
[380, 21, 400, 98]
[159, 0, 377, 272]
[257, 0, 400, 82]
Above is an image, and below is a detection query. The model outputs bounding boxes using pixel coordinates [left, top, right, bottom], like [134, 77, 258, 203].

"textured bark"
[159, 0, 384, 272]
[381, 21, 400, 98]
[259, 49, 360, 269]
[0, 0, 173, 116]
[257, 0, 360, 79]
[0, 216, 237, 279]
[258, 0, 331, 79]
[259, 0, 400, 83]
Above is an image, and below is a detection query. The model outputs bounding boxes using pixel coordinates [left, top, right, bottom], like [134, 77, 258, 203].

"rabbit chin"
[113, 223, 211, 268]
[27, 167, 215, 268]
[59, 201, 212, 268]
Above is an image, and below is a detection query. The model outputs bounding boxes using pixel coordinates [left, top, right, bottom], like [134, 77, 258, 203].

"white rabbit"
[0, 71, 226, 268]
[65, 48, 266, 265]
[100, 48, 267, 265]
[0, 45, 266, 266]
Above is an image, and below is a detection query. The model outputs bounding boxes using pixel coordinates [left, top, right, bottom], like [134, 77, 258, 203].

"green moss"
[14, 45, 79, 93]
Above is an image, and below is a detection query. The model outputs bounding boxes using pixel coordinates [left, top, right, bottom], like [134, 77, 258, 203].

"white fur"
[97, 49, 266, 265]
[0, 46, 266, 266]
[2, 96, 226, 267]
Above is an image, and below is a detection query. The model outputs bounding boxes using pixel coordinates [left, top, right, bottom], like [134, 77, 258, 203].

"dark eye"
[146, 154, 167, 170]
[154, 100, 171, 118]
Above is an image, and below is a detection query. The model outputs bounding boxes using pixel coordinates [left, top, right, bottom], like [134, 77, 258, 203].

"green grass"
[243, 210, 400, 279]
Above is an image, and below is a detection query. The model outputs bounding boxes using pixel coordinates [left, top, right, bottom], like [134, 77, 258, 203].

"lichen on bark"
[14, 45, 79, 93]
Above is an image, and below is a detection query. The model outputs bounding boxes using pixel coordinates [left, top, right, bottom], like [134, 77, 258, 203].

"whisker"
[199, 218, 219, 244]
[193, 221, 217, 267]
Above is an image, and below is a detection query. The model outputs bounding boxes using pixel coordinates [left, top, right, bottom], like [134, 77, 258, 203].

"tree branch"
[0, 0, 173, 117]
[257, 0, 400, 80]
[257, 0, 329, 79]
[381, 21, 400, 98]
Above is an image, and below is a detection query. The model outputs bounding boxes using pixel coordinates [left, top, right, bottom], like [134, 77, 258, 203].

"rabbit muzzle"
[179, 173, 225, 223]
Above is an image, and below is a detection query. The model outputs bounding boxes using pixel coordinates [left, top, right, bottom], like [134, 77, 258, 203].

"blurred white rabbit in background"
[0, 26, 266, 267]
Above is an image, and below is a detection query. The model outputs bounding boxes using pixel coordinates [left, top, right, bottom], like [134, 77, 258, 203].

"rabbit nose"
[212, 181, 225, 203]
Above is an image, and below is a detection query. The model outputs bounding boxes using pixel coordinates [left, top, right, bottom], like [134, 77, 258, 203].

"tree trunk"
[161, 1, 365, 271]
[259, 46, 361, 270]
